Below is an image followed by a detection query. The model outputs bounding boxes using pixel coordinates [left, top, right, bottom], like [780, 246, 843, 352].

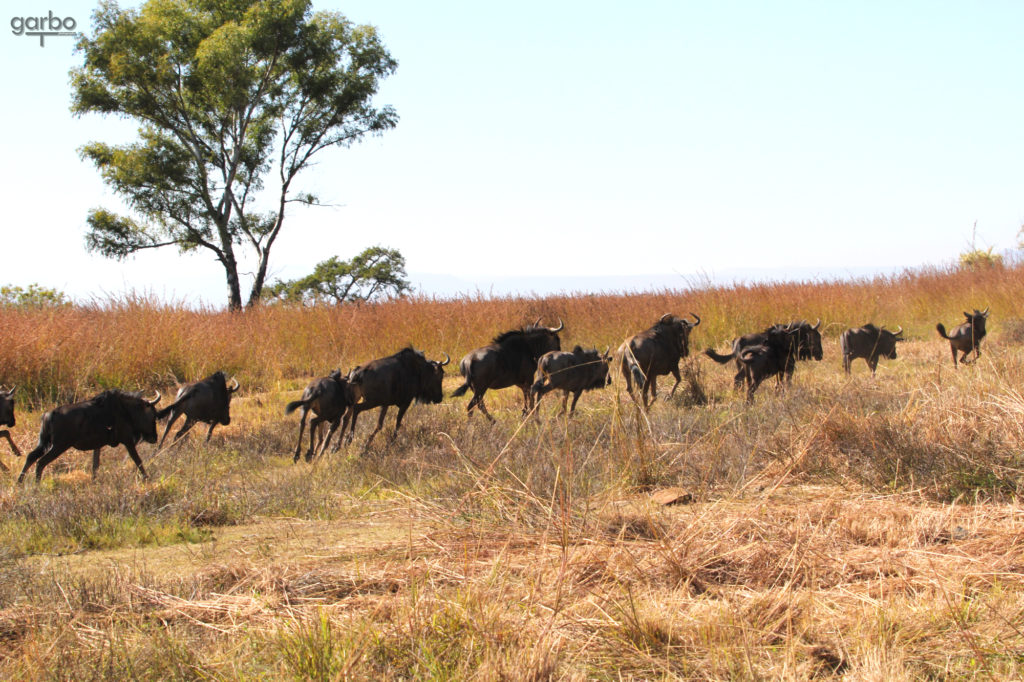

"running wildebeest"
[936, 308, 989, 367]
[17, 389, 161, 483]
[710, 319, 821, 389]
[285, 369, 353, 462]
[451, 318, 563, 420]
[841, 324, 904, 375]
[342, 348, 450, 449]
[156, 371, 239, 447]
[618, 313, 701, 409]
[531, 345, 612, 415]
[707, 326, 800, 401]
[0, 386, 21, 471]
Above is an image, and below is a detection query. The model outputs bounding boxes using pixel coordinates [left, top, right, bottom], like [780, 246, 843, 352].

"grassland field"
[0, 264, 1023, 679]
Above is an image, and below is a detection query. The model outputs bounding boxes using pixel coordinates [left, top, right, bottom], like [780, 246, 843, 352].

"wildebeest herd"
[0, 308, 991, 481]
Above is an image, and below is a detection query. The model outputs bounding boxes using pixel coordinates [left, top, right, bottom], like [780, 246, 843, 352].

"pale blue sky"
[2, 1, 1022, 304]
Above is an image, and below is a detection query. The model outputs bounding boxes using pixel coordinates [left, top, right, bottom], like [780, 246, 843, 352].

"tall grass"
[1, 263, 1020, 407]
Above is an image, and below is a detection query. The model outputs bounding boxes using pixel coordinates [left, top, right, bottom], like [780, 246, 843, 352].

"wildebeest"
[17, 389, 161, 483]
[618, 313, 701, 409]
[0, 386, 21, 471]
[936, 308, 989, 367]
[285, 369, 353, 462]
[156, 372, 239, 447]
[451, 318, 563, 420]
[342, 348, 449, 448]
[787, 320, 824, 362]
[708, 319, 821, 390]
[707, 326, 800, 401]
[531, 346, 612, 415]
[841, 324, 904, 375]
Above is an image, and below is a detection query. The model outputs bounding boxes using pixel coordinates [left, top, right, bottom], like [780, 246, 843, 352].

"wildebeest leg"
[646, 376, 658, 408]
[17, 444, 47, 484]
[293, 408, 310, 462]
[122, 441, 149, 480]
[667, 366, 682, 397]
[389, 403, 411, 442]
[732, 369, 745, 392]
[951, 344, 958, 367]
[173, 417, 197, 443]
[343, 406, 359, 444]
[91, 448, 102, 479]
[569, 391, 583, 415]
[559, 390, 570, 416]
[0, 430, 21, 460]
[520, 385, 533, 415]
[205, 423, 216, 442]
[474, 394, 496, 423]
[842, 354, 851, 374]
[33, 444, 75, 482]
[306, 415, 324, 460]
[332, 412, 352, 452]
[364, 406, 389, 450]
[315, 419, 341, 460]
[868, 357, 878, 376]
[747, 374, 765, 403]
[158, 409, 182, 448]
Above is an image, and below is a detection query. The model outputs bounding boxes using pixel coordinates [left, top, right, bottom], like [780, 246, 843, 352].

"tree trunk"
[223, 253, 243, 311]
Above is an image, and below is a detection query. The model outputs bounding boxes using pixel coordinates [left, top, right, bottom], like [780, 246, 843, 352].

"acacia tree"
[72, 0, 398, 309]
[265, 245, 411, 304]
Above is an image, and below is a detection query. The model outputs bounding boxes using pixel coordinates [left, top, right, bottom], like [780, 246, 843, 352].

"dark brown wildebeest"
[0, 386, 21, 471]
[342, 348, 450, 449]
[618, 313, 701, 409]
[285, 369, 353, 462]
[936, 308, 989, 367]
[451, 319, 563, 420]
[787, 320, 824, 362]
[156, 371, 239, 447]
[707, 326, 800, 401]
[841, 324, 904, 375]
[17, 389, 161, 483]
[531, 346, 612, 415]
[711, 319, 821, 389]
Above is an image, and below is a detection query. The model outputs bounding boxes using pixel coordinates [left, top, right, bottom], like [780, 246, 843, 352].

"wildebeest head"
[416, 352, 451, 404]
[964, 308, 990, 337]
[786, 320, 823, 361]
[879, 325, 905, 360]
[656, 312, 701, 357]
[0, 385, 16, 428]
[223, 374, 240, 424]
[122, 390, 162, 444]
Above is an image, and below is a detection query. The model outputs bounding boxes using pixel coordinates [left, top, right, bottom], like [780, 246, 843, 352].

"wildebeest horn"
[982, 307, 990, 317]
[548, 318, 564, 333]
[145, 390, 161, 406]
[659, 313, 674, 324]
[533, 317, 542, 327]
[893, 326, 903, 336]
[228, 377, 240, 393]
[2, 385, 13, 397]
[688, 312, 701, 327]
[437, 353, 451, 366]
[811, 319, 821, 331]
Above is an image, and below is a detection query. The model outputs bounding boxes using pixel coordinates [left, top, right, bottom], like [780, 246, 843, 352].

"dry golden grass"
[0, 264, 1023, 678]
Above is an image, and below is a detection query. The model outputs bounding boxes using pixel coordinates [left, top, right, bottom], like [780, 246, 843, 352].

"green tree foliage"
[959, 246, 1003, 272]
[266, 246, 412, 304]
[0, 285, 70, 308]
[72, 0, 398, 310]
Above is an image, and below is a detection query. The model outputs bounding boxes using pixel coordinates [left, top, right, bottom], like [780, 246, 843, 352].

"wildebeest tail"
[450, 381, 471, 398]
[155, 401, 180, 420]
[284, 398, 309, 415]
[936, 323, 950, 339]
[704, 348, 735, 364]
